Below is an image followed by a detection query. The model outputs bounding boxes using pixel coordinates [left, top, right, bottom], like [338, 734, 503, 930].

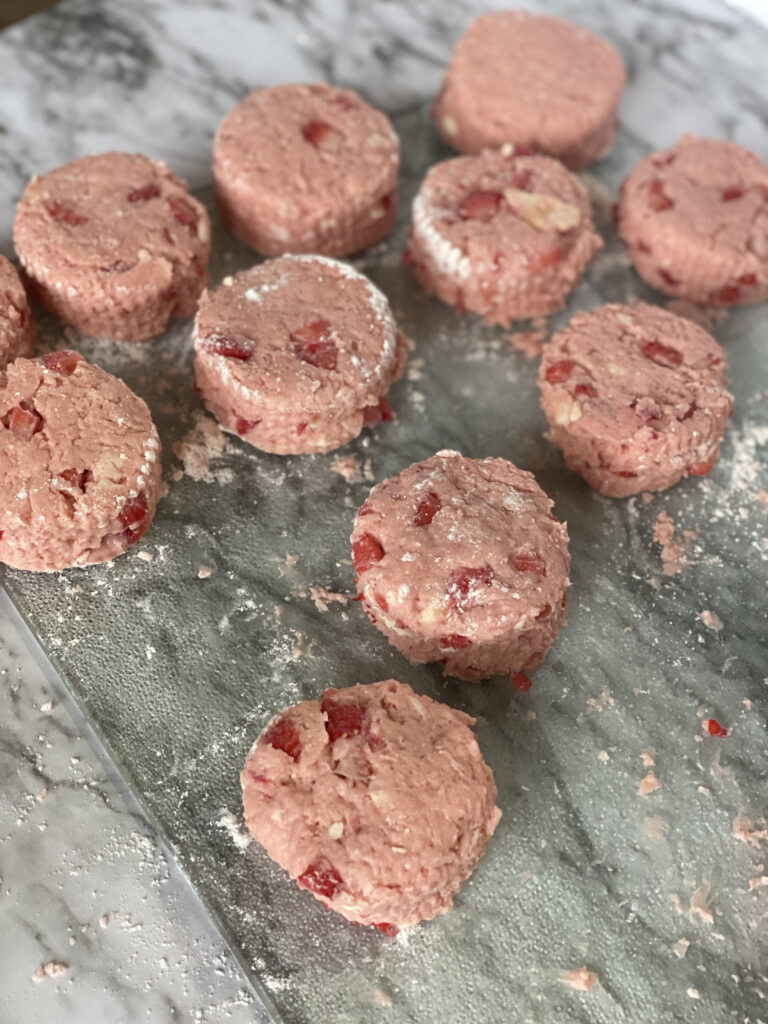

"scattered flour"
[172, 412, 229, 483]
[215, 811, 251, 852]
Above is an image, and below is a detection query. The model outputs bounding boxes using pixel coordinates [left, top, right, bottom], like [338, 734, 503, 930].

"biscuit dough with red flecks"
[240, 678, 500, 931]
[618, 136, 768, 306]
[193, 255, 407, 454]
[14, 151, 210, 341]
[405, 149, 601, 324]
[0, 353, 161, 570]
[0, 256, 35, 369]
[538, 303, 733, 497]
[351, 452, 570, 681]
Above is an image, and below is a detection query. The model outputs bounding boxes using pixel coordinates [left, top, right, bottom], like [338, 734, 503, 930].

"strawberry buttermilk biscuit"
[193, 255, 406, 455]
[0, 352, 161, 571]
[213, 84, 399, 257]
[241, 679, 501, 931]
[538, 303, 732, 498]
[0, 255, 35, 368]
[406, 149, 601, 323]
[433, 11, 625, 169]
[14, 152, 210, 341]
[351, 452, 570, 681]
[618, 136, 768, 306]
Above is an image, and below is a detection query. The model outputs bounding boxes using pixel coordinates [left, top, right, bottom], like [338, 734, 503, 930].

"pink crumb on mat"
[560, 967, 599, 991]
[733, 816, 768, 846]
[652, 511, 688, 575]
[638, 770, 661, 796]
[699, 610, 723, 632]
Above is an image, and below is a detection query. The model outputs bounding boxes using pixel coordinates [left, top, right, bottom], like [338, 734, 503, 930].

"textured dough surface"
[351, 452, 570, 680]
[14, 151, 210, 341]
[213, 84, 400, 257]
[406, 149, 602, 324]
[539, 302, 733, 497]
[194, 255, 406, 454]
[0, 353, 161, 570]
[241, 678, 501, 929]
[618, 135, 768, 306]
[432, 11, 625, 168]
[0, 255, 35, 368]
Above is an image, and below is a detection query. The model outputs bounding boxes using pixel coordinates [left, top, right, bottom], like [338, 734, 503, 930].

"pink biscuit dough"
[213, 83, 400, 257]
[14, 152, 210, 341]
[0, 255, 35, 368]
[193, 255, 407, 455]
[405, 148, 602, 324]
[538, 303, 733, 498]
[241, 678, 501, 930]
[432, 11, 626, 169]
[351, 452, 570, 681]
[618, 136, 768, 306]
[0, 351, 162, 571]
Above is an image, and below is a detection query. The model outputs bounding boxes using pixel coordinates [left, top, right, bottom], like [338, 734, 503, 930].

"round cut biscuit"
[538, 303, 733, 497]
[241, 678, 501, 930]
[14, 151, 210, 342]
[0, 352, 161, 570]
[0, 255, 35, 369]
[618, 136, 768, 306]
[193, 255, 407, 455]
[351, 452, 570, 681]
[406, 149, 602, 324]
[213, 83, 400, 257]
[432, 11, 626, 169]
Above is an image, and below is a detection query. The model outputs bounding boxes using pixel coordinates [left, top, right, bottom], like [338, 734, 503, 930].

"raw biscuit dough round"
[538, 302, 733, 497]
[193, 254, 407, 455]
[213, 83, 400, 257]
[14, 151, 210, 341]
[432, 10, 626, 169]
[405, 148, 601, 324]
[0, 255, 35, 368]
[241, 678, 501, 930]
[618, 135, 768, 306]
[0, 351, 162, 570]
[351, 452, 570, 681]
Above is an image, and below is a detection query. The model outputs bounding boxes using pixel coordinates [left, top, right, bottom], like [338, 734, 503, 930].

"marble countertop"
[0, 1, 766, 1022]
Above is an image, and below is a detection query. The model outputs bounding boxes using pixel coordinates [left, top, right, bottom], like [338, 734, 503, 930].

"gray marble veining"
[0, 1, 767, 1023]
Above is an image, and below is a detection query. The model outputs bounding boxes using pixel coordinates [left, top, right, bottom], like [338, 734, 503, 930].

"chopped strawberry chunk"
[688, 456, 717, 477]
[513, 168, 533, 191]
[322, 697, 366, 743]
[616, 470, 638, 478]
[457, 190, 503, 222]
[204, 333, 253, 360]
[57, 468, 90, 494]
[234, 415, 260, 436]
[545, 360, 574, 384]
[45, 201, 86, 226]
[378, 396, 395, 422]
[535, 603, 552, 620]
[657, 268, 679, 287]
[511, 672, 532, 692]
[302, 120, 341, 151]
[706, 718, 727, 737]
[738, 272, 757, 286]
[43, 350, 80, 375]
[447, 566, 493, 611]
[648, 179, 673, 211]
[298, 859, 343, 901]
[119, 491, 148, 529]
[353, 532, 384, 572]
[721, 186, 744, 201]
[363, 396, 395, 428]
[439, 634, 473, 649]
[513, 553, 546, 575]
[641, 339, 683, 369]
[531, 248, 562, 273]
[168, 196, 197, 229]
[373, 922, 399, 937]
[374, 593, 388, 612]
[574, 383, 597, 398]
[296, 421, 307, 435]
[711, 284, 742, 304]
[357, 503, 374, 517]
[291, 320, 337, 370]
[128, 184, 160, 202]
[3, 403, 43, 440]
[413, 490, 441, 527]
[263, 716, 302, 759]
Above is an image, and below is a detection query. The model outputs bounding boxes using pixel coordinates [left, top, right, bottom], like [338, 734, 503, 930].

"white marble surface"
[1, 1, 767, 1022]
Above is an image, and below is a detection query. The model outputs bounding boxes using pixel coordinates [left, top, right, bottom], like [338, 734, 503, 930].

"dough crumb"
[560, 967, 599, 991]
[99, 913, 111, 928]
[136, 549, 154, 561]
[758, 490, 768, 507]
[687, 987, 700, 1000]
[733, 815, 768, 846]
[508, 329, 544, 360]
[309, 586, 350, 613]
[374, 986, 393, 1007]
[699, 609, 723, 631]
[640, 749, 655, 767]
[172, 411, 227, 482]
[32, 961, 68, 982]
[198, 566, 213, 579]
[673, 937, 690, 958]
[331, 454, 363, 482]
[689, 885, 714, 925]
[638, 770, 661, 796]
[748, 876, 768, 890]
[652, 511, 688, 575]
